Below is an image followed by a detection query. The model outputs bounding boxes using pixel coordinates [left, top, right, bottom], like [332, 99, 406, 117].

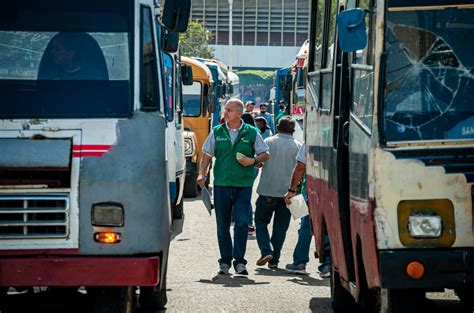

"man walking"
[255, 116, 301, 269]
[198, 99, 269, 275]
[256, 103, 275, 134]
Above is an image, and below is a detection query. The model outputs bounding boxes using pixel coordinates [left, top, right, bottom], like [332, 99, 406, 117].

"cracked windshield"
[384, 6, 474, 142]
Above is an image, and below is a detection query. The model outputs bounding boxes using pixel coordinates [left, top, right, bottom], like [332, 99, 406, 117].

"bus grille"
[0, 196, 69, 239]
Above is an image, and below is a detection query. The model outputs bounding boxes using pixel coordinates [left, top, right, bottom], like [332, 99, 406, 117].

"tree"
[179, 20, 214, 58]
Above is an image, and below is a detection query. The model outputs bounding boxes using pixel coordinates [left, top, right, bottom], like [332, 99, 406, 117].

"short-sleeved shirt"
[202, 119, 269, 157]
[297, 143, 306, 164]
[257, 134, 302, 197]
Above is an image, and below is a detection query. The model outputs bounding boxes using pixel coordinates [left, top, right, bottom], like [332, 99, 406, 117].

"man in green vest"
[197, 99, 270, 275]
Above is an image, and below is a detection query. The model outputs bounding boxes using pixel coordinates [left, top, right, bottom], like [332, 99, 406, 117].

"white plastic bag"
[287, 194, 309, 220]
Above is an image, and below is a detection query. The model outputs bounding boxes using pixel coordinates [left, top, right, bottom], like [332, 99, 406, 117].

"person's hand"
[255, 162, 264, 169]
[284, 191, 295, 205]
[237, 156, 256, 167]
[197, 174, 206, 188]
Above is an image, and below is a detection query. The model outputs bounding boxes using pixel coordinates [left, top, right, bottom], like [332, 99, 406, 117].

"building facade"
[190, 0, 310, 69]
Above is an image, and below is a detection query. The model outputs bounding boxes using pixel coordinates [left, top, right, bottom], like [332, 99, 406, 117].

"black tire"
[93, 287, 135, 313]
[331, 266, 357, 312]
[375, 288, 423, 313]
[139, 267, 168, 310]
[455, 287, 474, 312]
[183, 174, 198, 198]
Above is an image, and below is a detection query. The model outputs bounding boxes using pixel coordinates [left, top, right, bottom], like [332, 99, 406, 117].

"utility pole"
[228, 0, 233, 70]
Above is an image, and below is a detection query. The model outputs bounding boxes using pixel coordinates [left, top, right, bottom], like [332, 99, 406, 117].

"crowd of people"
[197, 98, 331, 277]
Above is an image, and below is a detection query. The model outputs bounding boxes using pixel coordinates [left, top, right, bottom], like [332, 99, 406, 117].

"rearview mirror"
[208, 96, 216, 113]
[162, 0, 191, 33]
[161, 28, 179, 53]
[227, 84, 234, 94]
[337, 8, 367, 52]
[181, 64, 193, 86]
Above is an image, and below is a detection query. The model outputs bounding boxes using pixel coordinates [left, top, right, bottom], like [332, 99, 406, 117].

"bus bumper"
[379, 249, 474, 289]
[0, 255, 160, 287]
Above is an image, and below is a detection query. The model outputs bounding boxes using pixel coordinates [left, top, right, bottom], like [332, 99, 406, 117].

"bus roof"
[181, 56, 213, 84]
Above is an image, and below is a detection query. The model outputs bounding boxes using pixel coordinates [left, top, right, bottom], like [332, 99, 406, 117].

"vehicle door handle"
[343, 121, 349, 147]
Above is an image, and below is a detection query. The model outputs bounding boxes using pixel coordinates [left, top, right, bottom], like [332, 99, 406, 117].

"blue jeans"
[214, 186, 252, 267]
[293, 215, 312, 265]
[255, 196, 291, 265]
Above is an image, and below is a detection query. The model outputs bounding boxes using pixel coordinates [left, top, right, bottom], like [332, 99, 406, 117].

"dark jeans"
[214, 185, 252, 267]
[255, 195, 291, 265]
[293, 215, 312, 265]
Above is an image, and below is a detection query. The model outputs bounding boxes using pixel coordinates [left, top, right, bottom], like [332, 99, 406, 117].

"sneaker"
[248, 225, 256, 236]
[218, 263, 230, 275]
[318, 264, 331, 278]
[256, 254, 273, 266]
[268, 261, 278, 270]
[285, 263, 308, 275]
[235, 263, 248, 275]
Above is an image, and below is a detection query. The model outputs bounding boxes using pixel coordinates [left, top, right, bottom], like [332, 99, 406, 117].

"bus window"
[182, 82, 202, 117]
[383, 7, 474, 142]
[320, 0, 338, 111]
[0, 3, 131, 119]
[351, 0, 375, 130]
[140, 6, 160, 111]
[164, 53, 174, 122]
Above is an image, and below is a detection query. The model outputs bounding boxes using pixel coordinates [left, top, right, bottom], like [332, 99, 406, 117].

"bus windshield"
[0, 0, 132, 118]
[182, 82, 202, 117]
[383, 5, 474, 142]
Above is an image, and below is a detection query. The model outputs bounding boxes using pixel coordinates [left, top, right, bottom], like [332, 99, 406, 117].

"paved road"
[166, 195, 332, 312]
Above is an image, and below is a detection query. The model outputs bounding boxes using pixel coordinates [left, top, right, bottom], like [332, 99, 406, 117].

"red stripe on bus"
[72, 152, 107, 158]
[72, 144, 112, 151]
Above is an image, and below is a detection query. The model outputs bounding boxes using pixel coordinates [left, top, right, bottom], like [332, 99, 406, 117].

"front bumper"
[379, 249, 474, 289]
[0, 255, 160, 287]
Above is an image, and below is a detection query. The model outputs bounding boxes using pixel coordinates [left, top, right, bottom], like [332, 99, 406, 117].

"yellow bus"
[181, 56, 214, 197]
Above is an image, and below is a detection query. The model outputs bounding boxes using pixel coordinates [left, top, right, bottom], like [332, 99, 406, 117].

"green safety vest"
[213, 123, 259, 187]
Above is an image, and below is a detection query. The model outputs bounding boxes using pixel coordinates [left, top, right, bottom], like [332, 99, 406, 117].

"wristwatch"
[288, 188, 296, 193]
[254, 157, 260, 164]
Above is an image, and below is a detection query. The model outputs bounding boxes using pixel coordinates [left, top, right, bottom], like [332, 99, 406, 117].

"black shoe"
[235, 263, 248, 275]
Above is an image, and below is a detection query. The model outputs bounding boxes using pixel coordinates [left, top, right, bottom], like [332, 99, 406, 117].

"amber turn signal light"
[406, 261, 424, 280]
[94, 232, 122, 244]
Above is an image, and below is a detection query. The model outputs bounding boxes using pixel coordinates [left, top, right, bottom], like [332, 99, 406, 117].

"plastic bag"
[287, 194, 309, 220]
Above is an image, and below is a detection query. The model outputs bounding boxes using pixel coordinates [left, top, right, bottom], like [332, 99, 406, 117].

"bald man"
[198, 99, 270, 275]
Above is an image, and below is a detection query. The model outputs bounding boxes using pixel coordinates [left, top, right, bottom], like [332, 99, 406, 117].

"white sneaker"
[318, 264, 331, 278]
[235, 263, 248, 275]
[218, 263, 230, 275]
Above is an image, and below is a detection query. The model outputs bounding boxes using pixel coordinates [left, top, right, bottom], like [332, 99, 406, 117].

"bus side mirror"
[283, 74, 293, 92]
[227, 84, 234, 95]
[161, 29, 179, 53]
[162, 0, 191, 32]
[337, 8, 367, 53]
[208, 96, 216, 113]
[181, 64, 193, 86]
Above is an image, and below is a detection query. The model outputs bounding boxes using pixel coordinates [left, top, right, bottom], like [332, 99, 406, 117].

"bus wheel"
[139, 272, 167, 310]
[455, 286, 474, 311]
[93, 287, 135, 313]
[331, 266, 356, 312]
[376, 289, 423, 313]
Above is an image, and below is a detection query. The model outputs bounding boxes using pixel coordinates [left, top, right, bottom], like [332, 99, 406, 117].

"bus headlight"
[408, 214, 442, 238]
[184, 138, 194, 157]
[397, 199, 455, 247]
[91, 203, 124, 227]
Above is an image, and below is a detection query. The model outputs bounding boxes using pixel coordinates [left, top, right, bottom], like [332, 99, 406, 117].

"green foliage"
[237, 70, 274, 86]
[179, 20, 214, 58]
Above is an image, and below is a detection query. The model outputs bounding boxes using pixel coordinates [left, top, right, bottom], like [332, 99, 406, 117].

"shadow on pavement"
[309, 297, 333, 312]
[254, 268, 330, 287]
[198, 275, 270, 288]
